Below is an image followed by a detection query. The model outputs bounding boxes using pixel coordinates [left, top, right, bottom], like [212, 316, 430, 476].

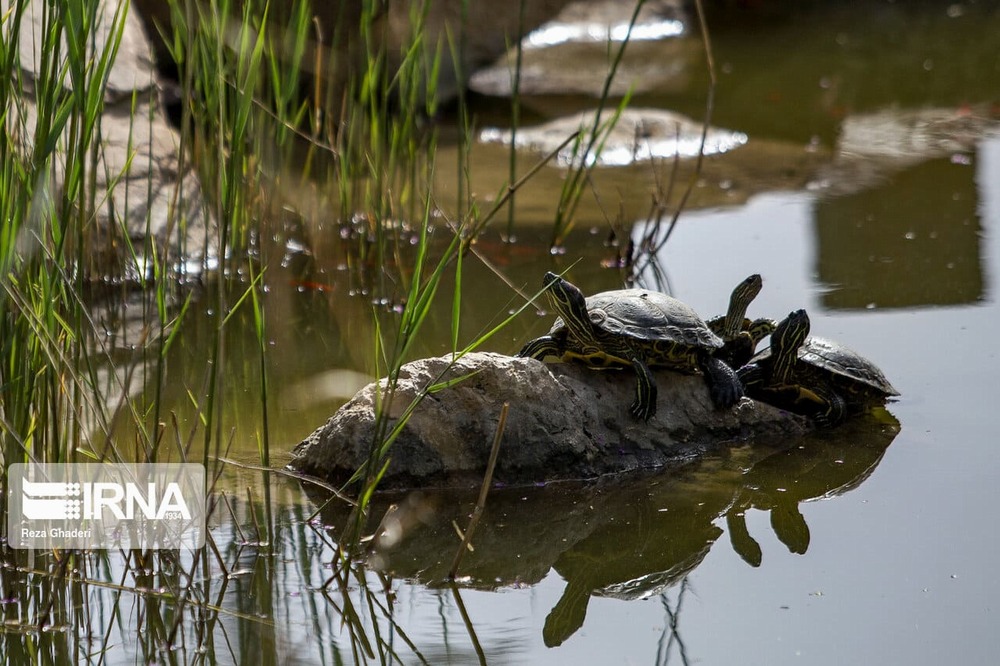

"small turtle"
[737, 309, 899, 427]
[705, 274, 776, 368]
[518, 272, 743, 420]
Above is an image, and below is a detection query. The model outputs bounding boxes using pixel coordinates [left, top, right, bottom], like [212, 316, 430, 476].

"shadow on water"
[309, 410, 899, 650]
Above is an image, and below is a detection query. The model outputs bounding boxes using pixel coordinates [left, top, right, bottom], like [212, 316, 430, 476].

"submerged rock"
[478, 108, 748, 168]
[289, 351, 809, 489]
[469, 0, 692, 99]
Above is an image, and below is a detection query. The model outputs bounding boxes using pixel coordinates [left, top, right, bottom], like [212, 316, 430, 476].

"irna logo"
[7, 463, 206, 550]
[20, 478, 192, 521]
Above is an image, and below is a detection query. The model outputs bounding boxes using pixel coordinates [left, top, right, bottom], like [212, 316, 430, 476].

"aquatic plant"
[0, 0, 693, 660]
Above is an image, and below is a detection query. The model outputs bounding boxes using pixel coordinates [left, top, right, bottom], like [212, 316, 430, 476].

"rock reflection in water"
[313, 411, 899, 648]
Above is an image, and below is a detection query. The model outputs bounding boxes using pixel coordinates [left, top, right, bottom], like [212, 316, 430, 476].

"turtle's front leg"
[700, 354, 744, 409]
[629, 357, 657, 421]
[517, 335, 562, 360]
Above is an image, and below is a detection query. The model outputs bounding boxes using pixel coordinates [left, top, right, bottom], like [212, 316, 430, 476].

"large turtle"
[517, 272, 744, 421]
[705, 274, 776, 368]
[737, 309, 899, 427]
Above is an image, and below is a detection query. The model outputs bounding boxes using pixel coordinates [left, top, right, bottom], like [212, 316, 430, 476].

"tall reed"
[0, 0, 690, 661]
[1, 0, 129, 470]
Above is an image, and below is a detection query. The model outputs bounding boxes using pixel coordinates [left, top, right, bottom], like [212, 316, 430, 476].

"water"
[9, 2, 1000, 664]
[331, 4, 999, 661]
[343, 139, 1000, 663]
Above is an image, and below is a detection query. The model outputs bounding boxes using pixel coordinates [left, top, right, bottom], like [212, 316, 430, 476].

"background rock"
[9, 0, 212, 273]
[469, 0, 691, 98]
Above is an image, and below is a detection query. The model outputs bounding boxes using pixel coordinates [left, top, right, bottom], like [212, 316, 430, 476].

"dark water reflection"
[815, 158, 983, 309]
[0, 410, 898, 664]
[306, 412, 899, 650]
[676, 1, 1000, 147]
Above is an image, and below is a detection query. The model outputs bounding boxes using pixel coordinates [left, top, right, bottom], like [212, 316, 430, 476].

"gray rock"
[8, 0, 212, 273]
[290, 351, 809, 489]
[12, 0, 157, 100]
[135, 0, 578, 118]
[469, 0, 692, 99]
[478, 108, 748, 168]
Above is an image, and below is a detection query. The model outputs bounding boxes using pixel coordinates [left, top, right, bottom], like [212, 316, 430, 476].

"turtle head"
[723, 274, 763, 338]
[771, 309, 810, 382]
[543, 272, 592, 342]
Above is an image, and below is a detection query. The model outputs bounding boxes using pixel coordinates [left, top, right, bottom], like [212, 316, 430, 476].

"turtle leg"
[811, 387, 848, 428]
[699, 354, 744, 409]
[764, 385, 810, 413]
[517, 335, 561, 360]
[736, 362, 766, 393]
[718, 331, 755, 369]
[773, 383, 847, 427]
[629, 357, 657, 421]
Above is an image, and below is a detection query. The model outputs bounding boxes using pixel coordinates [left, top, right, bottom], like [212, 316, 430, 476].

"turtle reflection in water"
[737, 309, 899, 427]
[517, 272, 743, 421]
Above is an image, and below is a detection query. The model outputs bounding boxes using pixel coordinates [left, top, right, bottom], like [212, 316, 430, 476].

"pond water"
[13, 2, 1000, 664]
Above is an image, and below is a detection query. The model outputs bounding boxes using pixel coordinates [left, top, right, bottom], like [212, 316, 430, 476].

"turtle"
[737, 309, 899, 427]
[704, 274, 777, 369]
[517, 272, 744, 421]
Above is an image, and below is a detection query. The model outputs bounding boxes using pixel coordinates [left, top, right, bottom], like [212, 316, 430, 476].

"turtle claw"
[810, 390, 847, 428]
[812, 410, 844, 429]
[702, 356, 745, 409]
[629, 399, 655, 422]
[711, 381, 744, 409]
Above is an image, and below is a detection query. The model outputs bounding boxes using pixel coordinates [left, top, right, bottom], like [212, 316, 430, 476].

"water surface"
[11, 3, 1000, 664]
[204, 3, 1000, 664]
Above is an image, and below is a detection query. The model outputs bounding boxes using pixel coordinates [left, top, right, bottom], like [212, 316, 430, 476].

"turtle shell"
[752, 336, 899, 397]
[551, 289, 723, 350]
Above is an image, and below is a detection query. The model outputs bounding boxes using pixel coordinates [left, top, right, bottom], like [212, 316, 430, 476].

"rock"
[478, 107, 748, 168]
[136, 0, 578, 119]
[289, 351, 809, 489]
[469, 0, 692, 99]
[10, 0, 212, 273]
[310, 413, 897, 598]
[811, 105, 1000, 197]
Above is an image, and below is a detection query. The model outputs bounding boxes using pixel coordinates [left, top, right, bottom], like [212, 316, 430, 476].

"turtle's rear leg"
[811, 388, 847, 428]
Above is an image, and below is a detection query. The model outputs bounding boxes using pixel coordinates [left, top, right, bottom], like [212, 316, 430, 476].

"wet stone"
[289, 351, 810, 490]
[478, 108, 748, 168]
